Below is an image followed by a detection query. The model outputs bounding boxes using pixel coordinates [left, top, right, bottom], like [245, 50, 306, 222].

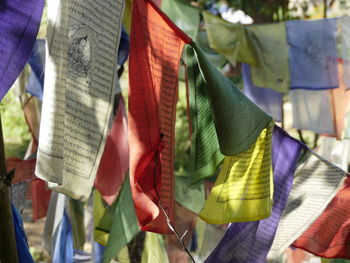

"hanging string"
[153, 134, 196, 263]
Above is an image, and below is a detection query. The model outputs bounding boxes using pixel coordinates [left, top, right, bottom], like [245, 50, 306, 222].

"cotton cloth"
[248, 22, 290, 93]
[27, 39, 46, 100]
[202, 11, 258, 66]
[95, 96, 129, 206]
[205, 126, 303, 263]
[12, 204, 35, 263]
[293, 178, 350, 259]
[290, 89, 336, 135]
[338, 17, 350, 88]
[102, 175, 139, 262]
[242, 63, 283, 122]
[161, 0, 199, 39]
[185, 45, 224, 182]
[199, 121, 274, 224]
[0, 0, 44, 101]
[287, 19, 338, 89]
[331, 62, 350, 138]
[128, 0, 191, 233]
[191, 42, 272, 156]
[268, 151, 346, 260]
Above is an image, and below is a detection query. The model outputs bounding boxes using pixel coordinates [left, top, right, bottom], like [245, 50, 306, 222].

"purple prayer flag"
[205, 126, 304, 263]
[0, 0, 44, 101]
[242, 64, 283, 122]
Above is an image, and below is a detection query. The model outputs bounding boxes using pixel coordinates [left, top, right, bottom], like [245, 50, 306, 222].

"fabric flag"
[142, 233, 169, 263]
[205, 126, 303, 263]
[248, 22, 290, 93]
[317, 136, 350, 171]
[338, 17, 350, 88]
[196, 220, 226, 262]
[184, 45, 224, 182]
[322, 259, 350, 263]
[267, 152, 346, 260]
[191, 42, 272, 156]
[290, 89, 336, 135]
[242, 63, 283, 122]
[95, 96, 129, 205]
[7, 158, 36, 211]
[292, 178, 350, 259]
[31, 178, 51, 221]
[175, 175, 205, 214]
[117, 27, 130, 67]
[287, 19, 338, 89]
[52, 210, 74, 263]
[93, 190, 110, 246]
[330, 62, 350, 139]
[102, 175, 139, 262]
[12, 204, 35, 263]
[0, 0, 44, 101]
[27, 39, 46, 100]
[128, 0, 191, 233]
[200, 121, 274, 224]
[161, 0, 200, 39]
[43, 192, 66, 254]
[196, 29, 228, 69]
[202, 11, 258, 67]
[36, 0, 125, 201]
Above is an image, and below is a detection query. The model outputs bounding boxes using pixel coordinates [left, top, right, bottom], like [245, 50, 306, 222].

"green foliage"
[174, 81, 192, 176]
[0, 90, 31, 158]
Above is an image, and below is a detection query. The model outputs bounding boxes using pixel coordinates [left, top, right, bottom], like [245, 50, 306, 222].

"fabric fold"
[242, 63, 283, 122]
[184, 45, 224, 182]
[287, 19, 338, 89]
[248, 22, 290, 93]
[95, 95, 129, 206]
[292, 178, 350, 259]
[0, 0, 44, 101]
[191, 42, 272, 156]
[199, 121, 274, 224]
[205, 126, 303, 263]
[128, 0, 191, 233]
[202, 11, 258, 67]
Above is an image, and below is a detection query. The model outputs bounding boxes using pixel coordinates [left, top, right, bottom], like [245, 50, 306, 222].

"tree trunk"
[0, 115, 18, 263]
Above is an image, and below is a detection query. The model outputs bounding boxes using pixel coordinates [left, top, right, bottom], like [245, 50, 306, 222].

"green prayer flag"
[103, 175, 139, 262]
[162, 0, 226, 68]
[191, 41, 272, 155]
[141, 233, 169, 263]
[185, 45, 224, 182]
[67, 199, 85, 250]
[175, 175, 205, 213]
[202, 11, 258, 67]
[322, 259, 350, 263]
[93, 190, 109, 246]
[161, 0, 199, 39]
[248, 23, 290, 93]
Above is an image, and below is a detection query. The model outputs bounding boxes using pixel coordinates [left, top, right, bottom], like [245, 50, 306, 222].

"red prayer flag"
[95, 96, 129, 205]
[292, 178, 350, 259]
[7, 158, 36, 184]
[128, 0, 191, 233]
[31, 178, 51, 221]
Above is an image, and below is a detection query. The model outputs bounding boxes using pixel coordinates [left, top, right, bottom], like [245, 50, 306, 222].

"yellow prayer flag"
[199, 122, 274, 224]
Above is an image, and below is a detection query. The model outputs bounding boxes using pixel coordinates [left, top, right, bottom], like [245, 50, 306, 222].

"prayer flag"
[0, 0, 44, 101]
[205, 126, 303, 263]
[128, 0, 191, 233]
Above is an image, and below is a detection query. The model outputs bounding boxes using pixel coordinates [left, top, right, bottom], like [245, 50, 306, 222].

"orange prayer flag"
[95, 96, 129, 206]
[128, 0, 191, 233]
[292, 178, 350, 259]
